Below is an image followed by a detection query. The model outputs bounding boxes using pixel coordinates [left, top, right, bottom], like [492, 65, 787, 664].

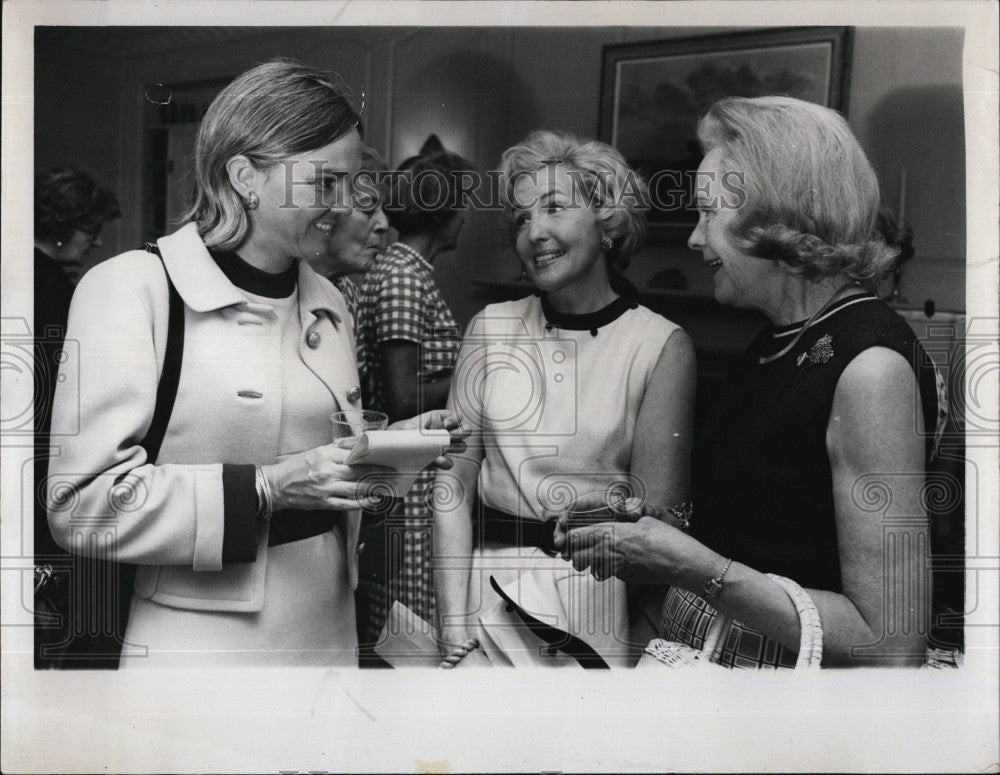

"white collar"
[153, 222, 345, 327]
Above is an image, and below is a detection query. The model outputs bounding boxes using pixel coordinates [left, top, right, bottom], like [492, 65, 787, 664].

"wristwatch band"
[704, 557, 733, 600]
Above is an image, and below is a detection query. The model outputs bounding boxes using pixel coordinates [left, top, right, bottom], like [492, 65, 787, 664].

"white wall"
[850, 27, 965, 310]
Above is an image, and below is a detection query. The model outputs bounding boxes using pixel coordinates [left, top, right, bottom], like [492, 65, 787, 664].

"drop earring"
[600, 234, 613, 252]
[245, 191, 260, 210]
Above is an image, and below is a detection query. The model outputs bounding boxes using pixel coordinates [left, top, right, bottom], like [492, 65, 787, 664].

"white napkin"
[373, 601, 441, 668]
[345, 428, 452, 497]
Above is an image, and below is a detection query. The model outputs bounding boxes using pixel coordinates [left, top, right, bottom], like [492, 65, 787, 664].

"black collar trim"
[211, 249, 297, 298]
[540, 275, 639, 335]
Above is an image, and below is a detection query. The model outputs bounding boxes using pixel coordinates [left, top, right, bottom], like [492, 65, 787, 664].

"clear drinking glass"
[330, 409, 389, 447]
[565, 487, 632, 531]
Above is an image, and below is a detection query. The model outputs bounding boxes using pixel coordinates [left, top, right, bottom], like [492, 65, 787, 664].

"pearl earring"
[245, 191, 260, 210]
[600, 234, 613, 252]
[56, 240, 63, 247]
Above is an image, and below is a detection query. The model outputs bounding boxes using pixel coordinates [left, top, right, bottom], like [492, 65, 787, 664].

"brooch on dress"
[796, 334, 834, 367]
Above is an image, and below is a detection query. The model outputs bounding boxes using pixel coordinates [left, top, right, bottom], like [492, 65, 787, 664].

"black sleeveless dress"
[660, 292, 942, 668]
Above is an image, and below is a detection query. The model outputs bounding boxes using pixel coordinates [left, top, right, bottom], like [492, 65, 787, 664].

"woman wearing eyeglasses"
[310, 144, 391, 332]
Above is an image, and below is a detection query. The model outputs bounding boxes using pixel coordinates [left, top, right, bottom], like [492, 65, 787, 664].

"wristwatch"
[703, 557, 733, 600]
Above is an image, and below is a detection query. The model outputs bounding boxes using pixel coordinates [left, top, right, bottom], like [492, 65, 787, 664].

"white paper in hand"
[344, 429, 452, 497]
[373, 601, 441, 668]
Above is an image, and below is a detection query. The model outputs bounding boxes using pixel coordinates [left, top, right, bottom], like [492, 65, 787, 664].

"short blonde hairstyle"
[697, 96, 896, 281]
[498, 130, 647, 275]
[184, 58, 362, 251]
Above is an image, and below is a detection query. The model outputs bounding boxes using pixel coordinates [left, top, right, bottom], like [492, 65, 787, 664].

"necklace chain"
[758, 281, 863, 365]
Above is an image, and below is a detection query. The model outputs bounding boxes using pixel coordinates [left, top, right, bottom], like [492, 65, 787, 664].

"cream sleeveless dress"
[460, 294, 679, 668]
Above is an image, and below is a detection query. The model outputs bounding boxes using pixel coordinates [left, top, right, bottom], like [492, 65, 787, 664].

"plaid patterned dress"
[355, 243, 461, 645]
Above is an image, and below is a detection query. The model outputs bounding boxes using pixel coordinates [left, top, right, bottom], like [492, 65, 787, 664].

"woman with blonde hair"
[433, 130, 696, 668]
[47, 58, 462, 668]
[561, 96, 943, 668]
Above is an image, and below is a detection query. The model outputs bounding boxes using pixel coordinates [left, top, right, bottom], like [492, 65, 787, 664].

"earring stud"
[600, 234, 613, 252]
[245, 191, 260, 210]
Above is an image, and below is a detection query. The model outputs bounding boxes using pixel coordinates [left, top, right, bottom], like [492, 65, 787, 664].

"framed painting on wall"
[599, 27, 853, 243]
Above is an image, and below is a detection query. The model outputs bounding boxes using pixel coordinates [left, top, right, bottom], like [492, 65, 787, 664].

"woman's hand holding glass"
[549, 490, 639, 553]
[552, 494, 715, 587]
[261, 409, 469, 512]
[258, 444, 396, 512]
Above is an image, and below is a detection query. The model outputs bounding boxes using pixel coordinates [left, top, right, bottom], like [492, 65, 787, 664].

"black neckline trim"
[539, 275, 639, 335]
[211, 249, 297, 298]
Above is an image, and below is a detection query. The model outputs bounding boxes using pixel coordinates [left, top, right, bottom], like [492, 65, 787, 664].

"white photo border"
[2, 2, 997, 773]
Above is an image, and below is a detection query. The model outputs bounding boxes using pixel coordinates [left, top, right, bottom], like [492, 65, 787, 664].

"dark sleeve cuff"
[221, 464, 259, 563]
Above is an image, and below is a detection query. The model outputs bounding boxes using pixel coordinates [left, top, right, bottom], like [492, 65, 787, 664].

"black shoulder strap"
[139, 242, 184, 464]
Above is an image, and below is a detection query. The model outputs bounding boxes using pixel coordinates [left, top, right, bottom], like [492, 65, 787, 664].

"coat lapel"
[155, 223, 245, 311]
[296, 262, 362, 414]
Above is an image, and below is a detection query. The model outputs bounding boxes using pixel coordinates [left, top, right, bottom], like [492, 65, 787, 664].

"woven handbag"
[639, 573, 823, 670]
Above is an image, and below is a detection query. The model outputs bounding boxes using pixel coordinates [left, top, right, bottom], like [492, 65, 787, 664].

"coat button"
[306, 331, 321, 349]
[356, 541, 366, 555]
[348, 386, 361, 402]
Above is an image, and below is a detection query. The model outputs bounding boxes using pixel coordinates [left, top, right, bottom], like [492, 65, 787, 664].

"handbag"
[639, 574, 823, 670]
[34, 244, 183, 669]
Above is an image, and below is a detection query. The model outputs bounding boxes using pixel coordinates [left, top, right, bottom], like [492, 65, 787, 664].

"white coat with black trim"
[47, 222, 364, 612]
